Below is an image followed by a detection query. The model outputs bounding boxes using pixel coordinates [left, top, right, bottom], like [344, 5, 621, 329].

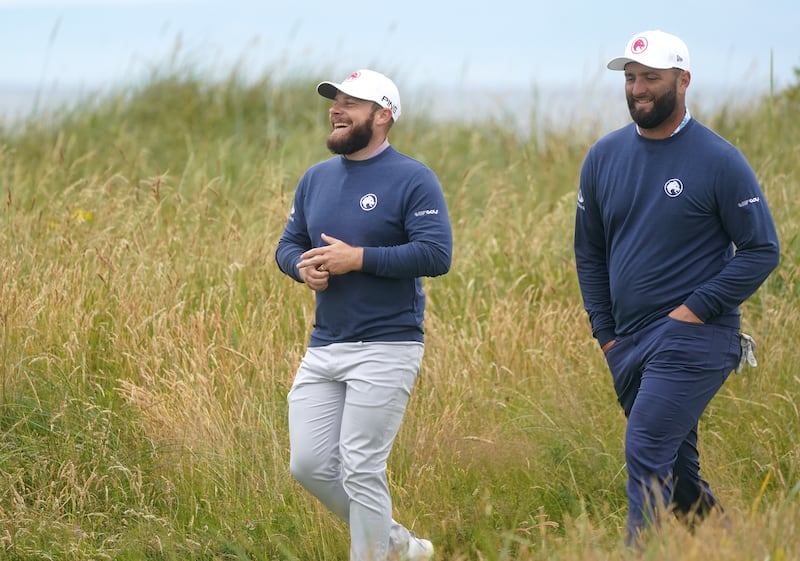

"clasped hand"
[297, 233, 364, 292]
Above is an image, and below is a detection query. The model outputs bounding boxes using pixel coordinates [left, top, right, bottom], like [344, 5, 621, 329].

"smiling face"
[624, 62, 690, 138]
[325, 92, 389, 159]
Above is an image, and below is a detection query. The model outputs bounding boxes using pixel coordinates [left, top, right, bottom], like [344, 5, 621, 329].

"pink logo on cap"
[345, 71, 361, 82]
[631, 37, 648, 54]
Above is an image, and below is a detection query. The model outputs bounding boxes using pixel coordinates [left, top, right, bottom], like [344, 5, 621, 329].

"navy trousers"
[604, 316, 740, 545]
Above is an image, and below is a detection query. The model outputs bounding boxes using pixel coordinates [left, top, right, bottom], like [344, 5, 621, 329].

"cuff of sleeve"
[596, 328, 617, 349]
[291, 261, 304, 283]
[361, 247, 378, 275]
[682, 294, 711, 323]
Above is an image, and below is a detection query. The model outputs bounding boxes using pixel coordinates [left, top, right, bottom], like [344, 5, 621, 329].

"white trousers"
[288, 341, 424, 561]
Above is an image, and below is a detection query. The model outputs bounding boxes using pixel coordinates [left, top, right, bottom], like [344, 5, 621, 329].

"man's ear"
[376, 108, 394, 126]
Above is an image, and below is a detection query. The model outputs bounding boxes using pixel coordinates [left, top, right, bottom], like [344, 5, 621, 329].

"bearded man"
[573, 30, 780, 547]
[276, 69, 452, 561]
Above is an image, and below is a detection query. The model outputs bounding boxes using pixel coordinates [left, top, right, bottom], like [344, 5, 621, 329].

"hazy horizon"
[0, 73, 776, 137]
[2, 0, 797, 131]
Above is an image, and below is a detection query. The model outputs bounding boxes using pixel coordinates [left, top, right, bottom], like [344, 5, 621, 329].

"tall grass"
[0, 64, 798, 560]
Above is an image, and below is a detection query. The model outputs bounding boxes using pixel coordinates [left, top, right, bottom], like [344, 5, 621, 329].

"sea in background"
[2, 0, 796, 140]
[0, 78, 772, 138]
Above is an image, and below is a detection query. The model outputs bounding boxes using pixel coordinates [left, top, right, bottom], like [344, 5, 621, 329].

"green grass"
[0, 63, 799, 560]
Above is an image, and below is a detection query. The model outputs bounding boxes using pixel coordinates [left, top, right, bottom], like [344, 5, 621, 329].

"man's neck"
[344, 137, 390, 161]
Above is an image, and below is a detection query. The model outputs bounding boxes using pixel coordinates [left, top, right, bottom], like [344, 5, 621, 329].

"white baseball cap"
[607, 30, 690, 71]
[317, 69, 402, 122]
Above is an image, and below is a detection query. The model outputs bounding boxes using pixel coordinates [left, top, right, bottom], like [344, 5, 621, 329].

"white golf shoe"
[403, 533, 434, 561]
[389, 525, 434, 561]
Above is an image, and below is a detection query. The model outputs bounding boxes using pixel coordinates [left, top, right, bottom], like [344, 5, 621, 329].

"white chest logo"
[664, 178, 684, 198]
[360, 193, 378, 211]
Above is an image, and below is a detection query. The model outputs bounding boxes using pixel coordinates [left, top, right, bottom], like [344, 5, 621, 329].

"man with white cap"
[573, 31, 780, 545]
[276, 69, 452, 560]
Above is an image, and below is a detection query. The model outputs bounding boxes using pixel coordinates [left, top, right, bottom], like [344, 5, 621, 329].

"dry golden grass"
[0, 71, 798, 560]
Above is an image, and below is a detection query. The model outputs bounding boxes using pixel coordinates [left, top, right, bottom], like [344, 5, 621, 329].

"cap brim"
[607, 57, 634, 70]
[317, 81, 340, 100]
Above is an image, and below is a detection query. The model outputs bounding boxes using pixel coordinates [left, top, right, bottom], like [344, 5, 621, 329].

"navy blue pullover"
[574, 118, 780, 347]
[276, 146, 452, 347]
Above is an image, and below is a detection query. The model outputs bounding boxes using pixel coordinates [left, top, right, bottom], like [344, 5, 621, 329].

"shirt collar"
[636, 106, 692, 137]
[671, 107, 692, 136]
[364, 138, 391, 159]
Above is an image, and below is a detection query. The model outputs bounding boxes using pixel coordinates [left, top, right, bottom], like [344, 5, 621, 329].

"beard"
[326, 111, 376, 155]
[627, 84, 678, 130]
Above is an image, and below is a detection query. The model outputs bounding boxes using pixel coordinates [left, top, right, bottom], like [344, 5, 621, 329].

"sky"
[0, 0, 798, 125]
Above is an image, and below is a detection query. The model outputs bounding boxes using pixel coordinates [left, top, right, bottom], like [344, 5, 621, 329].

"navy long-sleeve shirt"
[276, 146, 453, 346]
[574, 118, 780, 347]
